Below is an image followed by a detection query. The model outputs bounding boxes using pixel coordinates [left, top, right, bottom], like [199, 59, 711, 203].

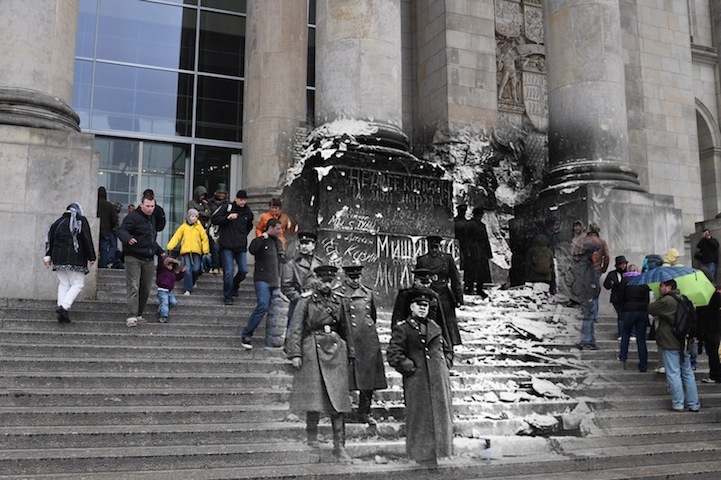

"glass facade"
[74, 0, 247, 244]
[73, 0, 315, 245]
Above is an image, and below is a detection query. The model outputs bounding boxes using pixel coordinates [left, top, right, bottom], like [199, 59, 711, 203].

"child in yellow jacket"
[167, 209, 209, 295]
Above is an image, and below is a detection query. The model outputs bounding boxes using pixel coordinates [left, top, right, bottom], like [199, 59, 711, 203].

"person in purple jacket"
[156, 254, 186, 323]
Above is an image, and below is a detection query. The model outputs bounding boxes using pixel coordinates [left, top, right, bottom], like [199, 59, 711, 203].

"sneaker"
[159, 317, 168, 323]
[224, 298, 234, 305]
[667, 406, 684, 412]
[689, 407, 700, 412]
[701, 377, 721, 383]
[655, 366, 666, 374]
[616, 336, 622, 341]
[183, 291, 191, 296]
[126, 317, 138, 328]
[136, 316, 146, 323]
[630, 336, 636, 341]
[241, 338, 253, 350]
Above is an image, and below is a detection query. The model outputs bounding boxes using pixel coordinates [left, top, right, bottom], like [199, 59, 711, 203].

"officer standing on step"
[285, 265, 355, 463]
[334, 264, 387, 429]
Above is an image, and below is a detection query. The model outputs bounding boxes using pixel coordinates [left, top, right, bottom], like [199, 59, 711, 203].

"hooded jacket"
[187, 186, 212, 228]
[648, 288, 684, 350]
[97, 187, 119, 238]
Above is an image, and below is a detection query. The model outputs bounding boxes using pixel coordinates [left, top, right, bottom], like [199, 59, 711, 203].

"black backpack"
[668, 293, 696, 342]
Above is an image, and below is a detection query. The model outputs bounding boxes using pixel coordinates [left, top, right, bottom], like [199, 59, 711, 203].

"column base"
[544, 159, 644, 193]
[0, 87, 80, 132]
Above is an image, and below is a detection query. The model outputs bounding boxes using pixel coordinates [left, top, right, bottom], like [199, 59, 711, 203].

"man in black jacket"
[117, 192, 163, 327]
[212, 189, 254, 305]
[697, 228, 719, 282]
[241, 218, 284, 349]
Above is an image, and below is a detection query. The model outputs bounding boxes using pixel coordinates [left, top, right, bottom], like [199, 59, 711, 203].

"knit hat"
[187, 208, 199, 223]
[236, 189, 247, 199]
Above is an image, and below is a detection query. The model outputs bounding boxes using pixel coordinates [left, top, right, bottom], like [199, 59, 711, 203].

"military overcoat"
[285, 290, 355, 414]
[387, 316, 454, 462]
[334, 280, 387, 391]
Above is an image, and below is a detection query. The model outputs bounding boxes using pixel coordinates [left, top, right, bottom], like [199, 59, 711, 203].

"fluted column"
[544, 0, 642, 191]
[242, 0, 308, 193]
[0, 0, 80, 131]
[315, 0, 404, 146]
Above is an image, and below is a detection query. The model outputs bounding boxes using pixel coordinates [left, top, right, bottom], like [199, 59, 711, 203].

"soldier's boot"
[306, 411, 320, 448]
[358, 391, 377, 427]
[331, 414, 352, 463]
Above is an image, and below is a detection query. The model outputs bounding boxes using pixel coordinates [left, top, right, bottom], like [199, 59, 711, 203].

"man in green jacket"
[647, 279, 700, 412]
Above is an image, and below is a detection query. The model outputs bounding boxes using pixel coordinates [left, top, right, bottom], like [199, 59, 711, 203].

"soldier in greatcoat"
[285, 265, 355, 463]
[392, 267, 452, 350]
[281, 231, 324, 327]
[387, 292, 454, 467]
[334, 265, 387, 427]
[415, 235, 464, 345]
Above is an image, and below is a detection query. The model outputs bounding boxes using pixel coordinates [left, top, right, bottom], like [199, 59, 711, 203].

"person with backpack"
[647, 279, 700, 412]
[524, 234, 555, 292]
[604, 255, 629, 340]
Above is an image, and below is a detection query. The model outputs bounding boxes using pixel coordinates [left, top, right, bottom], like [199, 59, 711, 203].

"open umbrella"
[626, 265, 715, 306]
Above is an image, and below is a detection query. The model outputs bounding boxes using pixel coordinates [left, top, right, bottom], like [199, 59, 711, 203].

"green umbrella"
[628, 266, 715, 306]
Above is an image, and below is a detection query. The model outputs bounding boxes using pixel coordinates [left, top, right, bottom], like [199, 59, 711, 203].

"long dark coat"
[463, 217, 492, 284]
[387, 316, 454, 462]
[415, 252, 463, 345]
[285, 290, 355, 414]
[334, 280, 387, 391]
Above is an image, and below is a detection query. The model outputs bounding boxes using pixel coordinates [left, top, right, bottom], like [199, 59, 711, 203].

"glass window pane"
[76, 0, 97, 58]
[142, 142, 188, 246]
[198, 11, 245, 77]
[193, 145, 236, 197]
[201, 0, 246, 13]
[95, 137, 140, 220]
[196, 75, 243, 142]
[96, 0, 196, 71]
[91, 63, 193, 137]
[73, 60, 93, 129]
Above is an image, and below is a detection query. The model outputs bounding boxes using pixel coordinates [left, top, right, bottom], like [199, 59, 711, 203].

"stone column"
[0, 0, 98, 300]
[0, 0, 80, 131]
[315, 0, 404, 146]
[242, 0, 308, 203]
[544, 0, 642, 191]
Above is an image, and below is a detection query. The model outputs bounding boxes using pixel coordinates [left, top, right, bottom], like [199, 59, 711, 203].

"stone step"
[0, 404, 291, 427]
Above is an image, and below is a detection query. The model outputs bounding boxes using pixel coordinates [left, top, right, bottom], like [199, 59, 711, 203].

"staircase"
[1, 271, 721, 479]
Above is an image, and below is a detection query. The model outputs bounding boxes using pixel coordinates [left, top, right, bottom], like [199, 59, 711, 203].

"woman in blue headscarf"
[44, 203, 96, 323]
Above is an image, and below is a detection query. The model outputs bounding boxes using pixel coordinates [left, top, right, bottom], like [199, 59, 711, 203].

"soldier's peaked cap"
[298, 231, 317, 242]
[412, 267, 433, 277]
[426, 235, 443, 245]
[343, 265, 363, 274]
[410, 292, 432, 304]
[314, 265, 338, 277]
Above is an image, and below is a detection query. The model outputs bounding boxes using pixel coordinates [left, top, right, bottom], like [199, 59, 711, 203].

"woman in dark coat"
[285, 265, 355, 463]
[334, 265, 387, 427]
[387, 292, 454, 466]
[43, 203, 96, 323]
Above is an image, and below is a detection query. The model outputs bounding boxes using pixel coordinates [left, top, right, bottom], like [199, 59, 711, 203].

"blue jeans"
[99, 234, 117, 268]
[221, 249, 247, 301]
[242, 281, 282, 346]
[661, 348, 700, 410]
[702, 262, 717, 282]
[619, 311, 648, 371]
[580, 300, 597, 347]
[183, 253, 202, 292]
[157, 289, 177, 318]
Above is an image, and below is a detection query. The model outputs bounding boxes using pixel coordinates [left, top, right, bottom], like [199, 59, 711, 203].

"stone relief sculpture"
[495, 0, 547, 132]
[497, 38, 521, 103]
